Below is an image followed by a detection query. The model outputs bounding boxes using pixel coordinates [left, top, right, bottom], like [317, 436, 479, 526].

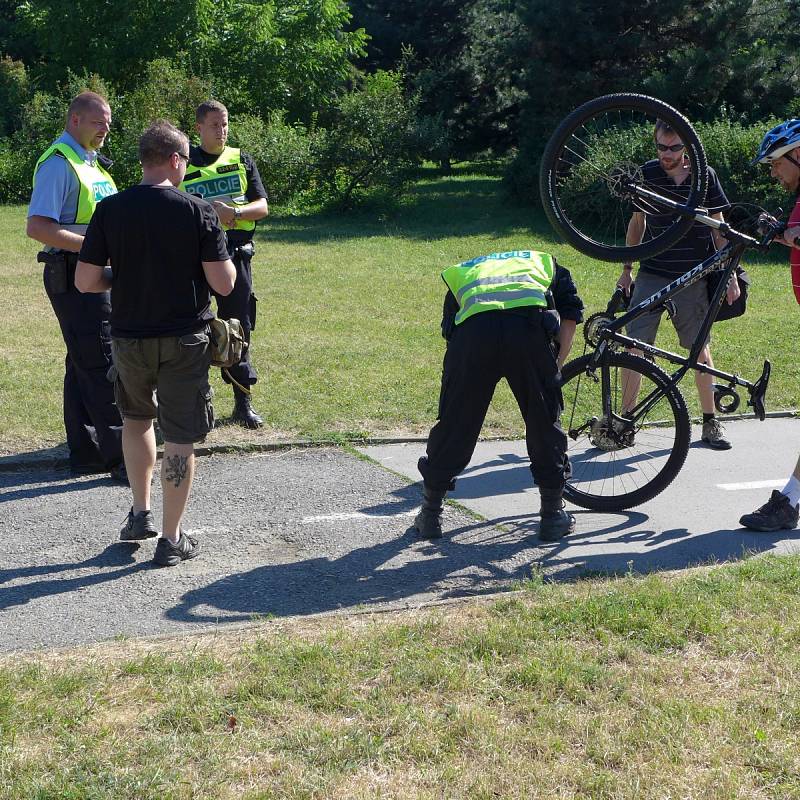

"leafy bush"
[0, 56, 30, 138]
[524, 117, 793, 226]
[229, 112, 314, 208]
[311, 70, 428, 207]
[696, 118, 787, 213]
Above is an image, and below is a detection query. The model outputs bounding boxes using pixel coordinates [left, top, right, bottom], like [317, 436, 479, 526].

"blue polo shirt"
[27, 132, 98, 224]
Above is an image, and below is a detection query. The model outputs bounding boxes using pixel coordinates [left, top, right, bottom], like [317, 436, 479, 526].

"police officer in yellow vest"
[415, 250, 584, 542]
[180, 100, 269, 428]
[26, 91, 125, 480]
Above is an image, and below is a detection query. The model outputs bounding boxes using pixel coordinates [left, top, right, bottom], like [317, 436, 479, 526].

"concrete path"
[1, 417, 798, 652]
[360, 417, 800, 578]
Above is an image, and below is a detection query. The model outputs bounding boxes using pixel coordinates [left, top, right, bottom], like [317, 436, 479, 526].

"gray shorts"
[626, 271, 711, 349]
[110, 331, 214, 445]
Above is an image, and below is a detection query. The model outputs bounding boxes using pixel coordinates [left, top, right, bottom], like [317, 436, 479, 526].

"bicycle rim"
[560, 352, 691, 511]
[539, 93, 708, 263]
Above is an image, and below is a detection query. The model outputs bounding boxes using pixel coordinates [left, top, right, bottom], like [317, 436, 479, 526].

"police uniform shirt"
[187, 146, 268, 246]
[28, 131, 100, 226]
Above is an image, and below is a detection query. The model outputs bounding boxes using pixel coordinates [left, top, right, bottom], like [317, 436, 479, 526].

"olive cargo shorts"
[110, 331, 214, 444]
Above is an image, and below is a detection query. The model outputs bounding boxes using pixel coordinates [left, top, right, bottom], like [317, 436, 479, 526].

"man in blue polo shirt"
[26, 91, 125, 481]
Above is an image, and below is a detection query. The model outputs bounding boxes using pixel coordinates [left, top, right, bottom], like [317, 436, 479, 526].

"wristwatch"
[233, 207, 242, 222]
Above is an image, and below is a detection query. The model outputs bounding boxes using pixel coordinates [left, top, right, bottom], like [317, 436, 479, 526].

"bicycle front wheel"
[539, 93, 708, 263]
[560, 352, 691, 511]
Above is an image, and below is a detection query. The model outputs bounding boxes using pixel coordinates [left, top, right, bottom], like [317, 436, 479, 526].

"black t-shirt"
[187, 146, 268, 247]
[79, 185, 229, 338]
[637, 161, 730, 278]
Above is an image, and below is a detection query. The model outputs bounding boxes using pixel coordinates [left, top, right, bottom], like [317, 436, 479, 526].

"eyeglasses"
[656, 142, 685, 153]
[175, 151, 190, 163]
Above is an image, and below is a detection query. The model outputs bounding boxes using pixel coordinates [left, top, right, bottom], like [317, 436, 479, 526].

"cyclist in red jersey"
[740, 119, 800, 531]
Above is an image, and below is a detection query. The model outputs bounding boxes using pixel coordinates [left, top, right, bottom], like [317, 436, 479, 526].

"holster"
[38, 251, 71, 295]
[234, 241, 255, 259]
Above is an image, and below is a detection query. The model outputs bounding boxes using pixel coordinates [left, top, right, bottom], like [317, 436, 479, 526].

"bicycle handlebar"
[631, 183, 785, 250]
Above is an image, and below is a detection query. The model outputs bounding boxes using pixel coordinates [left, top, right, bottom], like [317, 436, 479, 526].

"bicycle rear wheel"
[539, 93, 708, 263]
[560, 352, 691, 511]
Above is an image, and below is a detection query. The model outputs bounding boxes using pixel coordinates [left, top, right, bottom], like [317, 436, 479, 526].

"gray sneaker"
[120, 508, 158, 541]
[701, 418, 732, 450]
[153, 531, 200, 567]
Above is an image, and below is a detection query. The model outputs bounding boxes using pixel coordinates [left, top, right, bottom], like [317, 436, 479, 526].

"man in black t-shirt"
[76, 120, 236, 567]
[180, 100, 269, 429]
[616, 119, 741, 450]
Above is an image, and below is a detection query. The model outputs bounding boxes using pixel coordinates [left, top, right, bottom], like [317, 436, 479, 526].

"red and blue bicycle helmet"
[752, 119, 800, 165]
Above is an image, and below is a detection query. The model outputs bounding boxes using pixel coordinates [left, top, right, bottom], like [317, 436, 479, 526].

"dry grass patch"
[2, 559, 800, 797]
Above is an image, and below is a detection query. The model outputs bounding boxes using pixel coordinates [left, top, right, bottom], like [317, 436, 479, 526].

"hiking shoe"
[153, 531, 201, 567]
[413, 508, 443, 539]
[539, 508, 576, 542]
[119, 508, 158, 541]
[739, 490, 799, 532]
[701, 418, 732, 450]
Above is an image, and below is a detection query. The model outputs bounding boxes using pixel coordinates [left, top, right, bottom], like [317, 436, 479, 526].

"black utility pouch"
[38, 251, 68, 295]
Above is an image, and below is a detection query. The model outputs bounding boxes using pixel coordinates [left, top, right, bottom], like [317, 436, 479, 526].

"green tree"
[511, 0, 800, 201]
[349, 0, 525, 163]
[311, 70, 424, 206]
[13, 0, 366, 123]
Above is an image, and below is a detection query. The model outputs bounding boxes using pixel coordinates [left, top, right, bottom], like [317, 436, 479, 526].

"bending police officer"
[414, 250, 584, 542]
[26, 91, 124, 480]
[180, 100, 268, 428]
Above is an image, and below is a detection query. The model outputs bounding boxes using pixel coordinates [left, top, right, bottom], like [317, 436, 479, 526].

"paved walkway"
[1, 417, 798, 652]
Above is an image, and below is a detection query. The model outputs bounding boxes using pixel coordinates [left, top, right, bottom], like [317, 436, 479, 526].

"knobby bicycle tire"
[560, 351, 691, 511]
[540, 93, 708, 263]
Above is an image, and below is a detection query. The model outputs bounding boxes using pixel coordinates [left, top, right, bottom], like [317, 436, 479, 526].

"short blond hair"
[66, 91, 109, 124]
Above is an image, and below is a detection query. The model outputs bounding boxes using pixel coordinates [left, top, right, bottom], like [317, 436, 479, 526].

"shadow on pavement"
[498, 510, 791, 578]
[165, 495, 789, 625]
[0, 543, 151, 610]
[165, 520, 534, 625]
[0, 469, 114, 502]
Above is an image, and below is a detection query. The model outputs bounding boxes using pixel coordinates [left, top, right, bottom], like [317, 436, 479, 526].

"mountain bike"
[539, 93, 784, 512]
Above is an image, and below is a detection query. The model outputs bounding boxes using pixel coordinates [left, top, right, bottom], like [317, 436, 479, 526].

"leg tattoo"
[164, 455, 188, 488]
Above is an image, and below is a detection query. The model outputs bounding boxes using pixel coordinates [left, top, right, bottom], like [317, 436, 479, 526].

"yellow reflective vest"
[441, 250, 555, 326]
[33, 141, 117, 224]
[179, 146, 255, 232]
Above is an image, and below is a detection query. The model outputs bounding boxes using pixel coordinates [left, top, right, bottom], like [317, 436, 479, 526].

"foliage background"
[0, 0, 797, 208]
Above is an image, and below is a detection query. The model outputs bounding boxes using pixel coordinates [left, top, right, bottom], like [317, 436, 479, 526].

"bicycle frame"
[583, 213, 771, 430]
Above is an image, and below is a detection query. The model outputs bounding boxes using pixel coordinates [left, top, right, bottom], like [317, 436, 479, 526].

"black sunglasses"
[175, 151, 190, 162]
[656, 143, 685, 153]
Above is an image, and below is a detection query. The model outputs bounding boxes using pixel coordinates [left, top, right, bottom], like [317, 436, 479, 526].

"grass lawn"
[2, 164, 796, 456]
[1, 557, 799, 799]
[3, 170, 800, 798]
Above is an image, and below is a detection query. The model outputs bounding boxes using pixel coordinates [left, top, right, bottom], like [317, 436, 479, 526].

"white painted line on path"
[718, 479, 784, 491]
[302, 509, 420, 524]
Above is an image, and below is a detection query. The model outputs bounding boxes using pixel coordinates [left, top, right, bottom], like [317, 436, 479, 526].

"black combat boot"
[539, 488, 575, 542]
[232, 386, 264, 429]
[413, 485, 447, 539]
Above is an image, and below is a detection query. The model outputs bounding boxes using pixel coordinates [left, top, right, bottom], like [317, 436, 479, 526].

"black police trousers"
[215, 243, 257, 388]
[45, 269, 123, 471]
[418, 309, 569, 494]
